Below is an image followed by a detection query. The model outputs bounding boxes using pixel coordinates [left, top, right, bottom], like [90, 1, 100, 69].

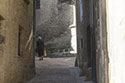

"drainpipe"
[91, 0, 97, 82]
[33, 0, 36, 74]
[89, 0, 97, 82]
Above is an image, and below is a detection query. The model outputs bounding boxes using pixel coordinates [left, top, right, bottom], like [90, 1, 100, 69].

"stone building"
[76, 0, 125, 83]
[35, 0, 74, 54]
[0, 0, 35, 83]
[76, 0, 109, 83]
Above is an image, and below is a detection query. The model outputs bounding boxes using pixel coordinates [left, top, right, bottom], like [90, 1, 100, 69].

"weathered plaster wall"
[107, 0, 125, 83]
[92, 0, 109, 83]
[76, 0, 92, 80]
[0, 0, 35, 83]
[76, 0, 109, 83]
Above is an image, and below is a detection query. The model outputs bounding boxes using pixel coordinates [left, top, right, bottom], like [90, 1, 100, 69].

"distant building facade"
[35, 0, 74, 55]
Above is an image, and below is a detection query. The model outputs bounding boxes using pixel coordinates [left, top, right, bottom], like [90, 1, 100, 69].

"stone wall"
[0, 0, 35, 83]
[36, 0, 74, 53]
[76, 0, 109, 83]
[76, 0, 92, 80]
[93, 0, 109, 83]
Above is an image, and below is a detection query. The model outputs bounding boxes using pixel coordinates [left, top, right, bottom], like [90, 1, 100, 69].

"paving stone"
[28, 57, 93, 83]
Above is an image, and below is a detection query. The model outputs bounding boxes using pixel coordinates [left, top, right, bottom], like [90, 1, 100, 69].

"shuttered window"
[36, 0, 40, 9]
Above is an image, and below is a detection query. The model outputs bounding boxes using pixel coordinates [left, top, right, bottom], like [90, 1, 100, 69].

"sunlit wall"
[106, 0, 125, 83]
[70, 5, 77, 54]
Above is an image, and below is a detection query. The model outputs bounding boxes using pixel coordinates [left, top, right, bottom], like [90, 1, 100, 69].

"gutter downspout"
[33, 0, 36, 74]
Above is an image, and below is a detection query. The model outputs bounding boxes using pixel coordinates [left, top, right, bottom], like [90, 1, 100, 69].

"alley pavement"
[28, 57, 92, 83]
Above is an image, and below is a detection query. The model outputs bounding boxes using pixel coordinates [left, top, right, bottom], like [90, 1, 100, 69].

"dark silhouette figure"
[36, 36, 44, 60]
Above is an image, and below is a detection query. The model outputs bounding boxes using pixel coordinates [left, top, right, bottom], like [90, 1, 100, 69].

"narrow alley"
[1, 0, 125, 83]
[28, 57, 92, 83]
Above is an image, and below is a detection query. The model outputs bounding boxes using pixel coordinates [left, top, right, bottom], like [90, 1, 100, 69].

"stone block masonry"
[36, 0, 74, 54]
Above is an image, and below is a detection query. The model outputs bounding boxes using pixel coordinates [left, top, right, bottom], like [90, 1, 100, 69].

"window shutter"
[36, 0, 40, 9]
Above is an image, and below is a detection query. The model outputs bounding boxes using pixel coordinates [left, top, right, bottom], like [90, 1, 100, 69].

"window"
[36, 0, 40, 9]
[0, 15, 5, 55]
[0, 15, 4, 21]
[58, 0, 72, 4]
[18, 25, 23, 56]
[0, 15, 4, 44]
[24, 0, 30, 5]
[81, 38, 83, 48]
[79, 0, 83, 22]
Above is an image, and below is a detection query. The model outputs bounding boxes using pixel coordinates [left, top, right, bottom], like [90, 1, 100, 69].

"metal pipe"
[33, 0, 36, 74]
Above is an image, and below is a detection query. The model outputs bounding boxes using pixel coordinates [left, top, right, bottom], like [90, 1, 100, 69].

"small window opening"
[18, 25, 23, 56]
[0, 15, 5, 44]
[24, 0, 30, 5]
[0, 15, 4, 26]
[0, 35, 4, 44]
[0, 15, 4, 20]
[36, 0, 40, 9]
[81, 38, 83, 48]
[58, 0, 72, 4]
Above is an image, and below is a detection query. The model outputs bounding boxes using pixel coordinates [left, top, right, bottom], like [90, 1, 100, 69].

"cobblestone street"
[28, 57, 92, 83]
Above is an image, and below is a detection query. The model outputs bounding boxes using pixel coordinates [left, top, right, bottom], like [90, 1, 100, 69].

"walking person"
[36, 36, 44, 60]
